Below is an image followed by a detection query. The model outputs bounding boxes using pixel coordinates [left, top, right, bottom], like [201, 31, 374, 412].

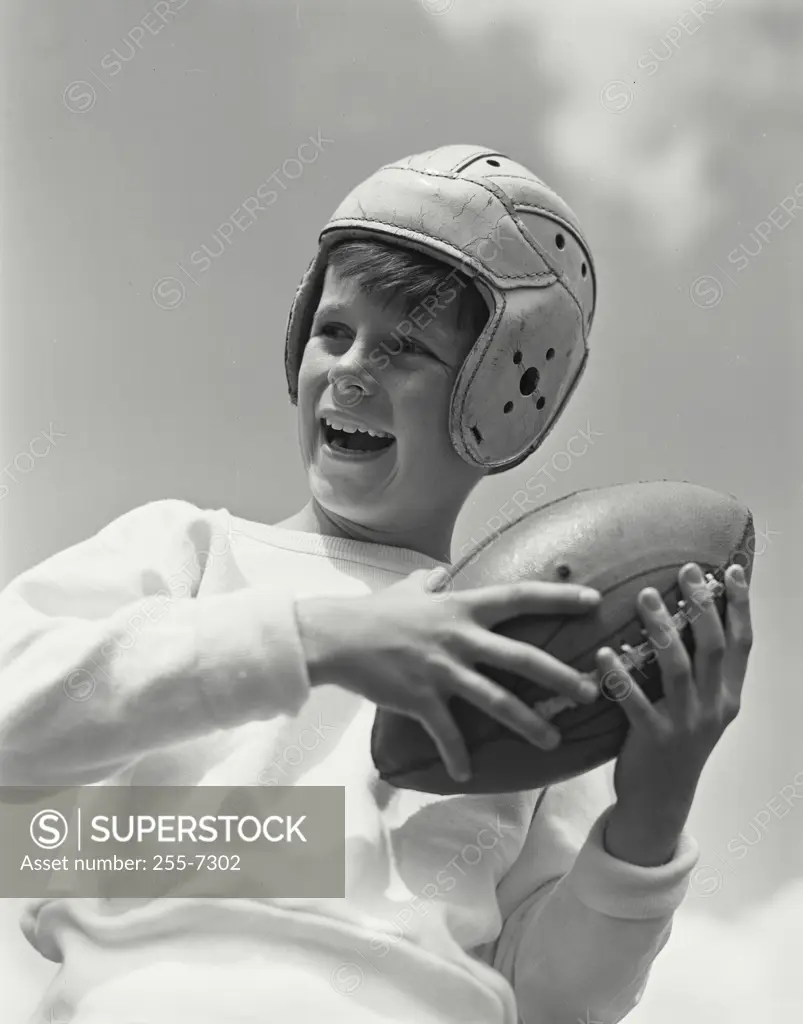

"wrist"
[294, 596, 343, 689]
[603, 799, 689, 867]
[294, 594, 369, 691]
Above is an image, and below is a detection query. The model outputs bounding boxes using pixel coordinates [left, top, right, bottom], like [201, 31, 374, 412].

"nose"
[328, 339, 381, 409]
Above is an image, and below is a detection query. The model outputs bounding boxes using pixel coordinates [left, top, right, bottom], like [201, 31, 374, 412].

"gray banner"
[0, 786, 345, 898]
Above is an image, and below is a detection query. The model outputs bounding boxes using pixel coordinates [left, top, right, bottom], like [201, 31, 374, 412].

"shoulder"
[94, 498, 235, 554]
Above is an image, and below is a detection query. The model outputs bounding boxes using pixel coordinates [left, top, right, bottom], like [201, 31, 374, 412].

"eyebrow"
[311, 302, 347, 324]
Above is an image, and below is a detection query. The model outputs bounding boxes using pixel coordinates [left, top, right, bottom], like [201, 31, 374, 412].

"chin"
[312, 487, 387, 531]
[308, 468, 371, 514]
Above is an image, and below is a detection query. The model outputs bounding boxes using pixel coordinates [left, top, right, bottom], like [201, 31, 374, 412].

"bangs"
[327, 239, 489, 339]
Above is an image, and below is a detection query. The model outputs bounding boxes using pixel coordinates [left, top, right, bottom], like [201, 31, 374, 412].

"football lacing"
[620, 573, 724, 676]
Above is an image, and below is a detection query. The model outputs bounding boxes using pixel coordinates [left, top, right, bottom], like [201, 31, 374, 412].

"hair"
[326, 239, 489, 342]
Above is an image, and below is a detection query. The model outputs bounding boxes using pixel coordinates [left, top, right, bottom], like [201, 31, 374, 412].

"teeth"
[323, 415, 392, 439]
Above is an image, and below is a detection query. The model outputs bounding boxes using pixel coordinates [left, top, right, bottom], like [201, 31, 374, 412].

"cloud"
[438, 0, 743, 253]
[627, 879, 803, 1020]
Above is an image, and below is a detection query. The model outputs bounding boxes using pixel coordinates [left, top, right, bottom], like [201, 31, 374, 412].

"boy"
[0, 145, 752, 1023]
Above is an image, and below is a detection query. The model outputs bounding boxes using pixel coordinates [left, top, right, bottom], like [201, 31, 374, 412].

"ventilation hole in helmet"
[519, 367, 540, 396]
[555, 233, 566, 250]
[503, 402, 514, 414]
[486, 159, 501, 167]
[513, 351, 523, 364]
[470, 424, 484, 444]
[546, 348, 555, 360]
[536, 396, 546, 410]
[557, 563, 572, 579]
[581, 262, 588, 277]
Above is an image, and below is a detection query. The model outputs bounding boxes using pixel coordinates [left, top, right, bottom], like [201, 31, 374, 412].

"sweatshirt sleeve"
[0, 499, 311, 787]
[489, 767, 698, 1024]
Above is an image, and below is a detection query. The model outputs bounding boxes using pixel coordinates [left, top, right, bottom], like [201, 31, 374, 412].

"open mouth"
[320, 419, 396, 457]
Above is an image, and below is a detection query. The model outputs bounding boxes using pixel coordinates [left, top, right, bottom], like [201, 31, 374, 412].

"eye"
[395, 335, 434, 358]
[398, 337, 424, 354]
[316, 322, 352, 343]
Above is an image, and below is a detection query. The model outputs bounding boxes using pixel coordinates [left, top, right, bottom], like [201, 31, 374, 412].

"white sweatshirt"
[0, 499, 699, 1024]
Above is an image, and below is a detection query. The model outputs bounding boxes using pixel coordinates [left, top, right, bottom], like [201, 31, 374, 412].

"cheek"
[298, 340, 323, 378]
[396, 373, 454, 445]
[297, 344, 328, 402]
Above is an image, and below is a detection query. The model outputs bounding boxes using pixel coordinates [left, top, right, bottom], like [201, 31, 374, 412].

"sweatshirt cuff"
[566, 807, 699, 920]
[193, 586, 311, 729]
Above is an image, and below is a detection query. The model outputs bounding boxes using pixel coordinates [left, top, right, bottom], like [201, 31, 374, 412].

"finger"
[415, 701, 473, 783]
[636, 586, 695, 713]
[597, 647, 662, 731]
[466, 581, 601, 627]
[462, 628, 599, 705]
[447, 665, 562, 750]
[722, 564, 753, 701]
[678, 563, 727, 698]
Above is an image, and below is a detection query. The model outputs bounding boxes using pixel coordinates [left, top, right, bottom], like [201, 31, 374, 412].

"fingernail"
[684, 563, 704, 583]
[580, 588, 601, 605]
[456, 770, 471, 783]
[731, 565, 746, 585]
[542, 730, 561, 749]
[641, 588, 662, 611]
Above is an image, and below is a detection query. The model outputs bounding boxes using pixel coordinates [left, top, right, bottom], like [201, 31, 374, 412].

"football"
[371, 481, 755, 794]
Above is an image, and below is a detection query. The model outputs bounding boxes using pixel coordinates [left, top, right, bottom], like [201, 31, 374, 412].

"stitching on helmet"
[514, 202, 595, 309]
[514, 203, 589, 244]
[488, 171, 558, 185]
[324, 214, 554, 283]
[450, 149, 507, 173]
[377, 168, 575, 287]
[380, 165, 530, 255]
[512, 208, 593, 330]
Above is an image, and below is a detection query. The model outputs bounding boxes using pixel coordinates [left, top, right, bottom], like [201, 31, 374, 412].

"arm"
[0, 499, 311, 786]
[486, 767, 697, 1024]
[487, 563, 750, 1023]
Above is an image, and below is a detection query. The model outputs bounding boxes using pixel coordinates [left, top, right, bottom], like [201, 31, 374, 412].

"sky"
[0, 0, 801, 1019]
[440, 2, 803, 1018]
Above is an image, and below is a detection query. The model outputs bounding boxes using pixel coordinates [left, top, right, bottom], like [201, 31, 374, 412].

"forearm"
[510, 810, 698, 1024]
[0, 586, 310, 786]
[513, 882, 671, 1024]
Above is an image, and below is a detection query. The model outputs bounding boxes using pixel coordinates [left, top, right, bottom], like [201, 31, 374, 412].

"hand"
[599, 562, 753, 865]
[295, 568, 601, 783]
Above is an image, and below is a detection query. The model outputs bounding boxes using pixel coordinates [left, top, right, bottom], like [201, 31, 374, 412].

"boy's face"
[296, 264, 484, 536]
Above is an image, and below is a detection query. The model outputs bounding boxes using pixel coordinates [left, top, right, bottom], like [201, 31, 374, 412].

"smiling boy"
[0, 145, 752, 1024]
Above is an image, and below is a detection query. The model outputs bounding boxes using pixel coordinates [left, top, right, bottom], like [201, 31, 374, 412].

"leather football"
[371, 480, 754, 794]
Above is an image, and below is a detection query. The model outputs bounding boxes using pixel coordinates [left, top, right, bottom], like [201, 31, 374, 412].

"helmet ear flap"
[285, 251, 328, 404]
[486, 451, 530, 476]
[451, 284, 588, 470]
